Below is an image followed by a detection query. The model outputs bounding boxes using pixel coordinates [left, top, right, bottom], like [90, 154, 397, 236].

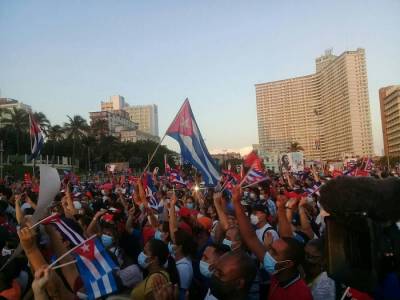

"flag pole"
[28, 114, 35, 175]
[142, 99, 188, 175]
[48, 234, 97, 269]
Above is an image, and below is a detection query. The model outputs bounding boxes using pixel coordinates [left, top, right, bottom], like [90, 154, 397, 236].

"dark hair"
[147, 239, 180, 286]
[174, 229, 197, 258]
[307, 238, 324, 255]
[229, 250, 257, 292]
[209, 243, 230, 257]
[281, 237, 305, 267]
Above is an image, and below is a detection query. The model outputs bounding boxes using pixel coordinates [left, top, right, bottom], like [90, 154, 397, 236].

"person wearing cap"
[251, 205, 279, 244]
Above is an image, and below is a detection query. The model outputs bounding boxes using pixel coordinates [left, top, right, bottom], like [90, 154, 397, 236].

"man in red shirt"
[232, 186, 313, 300]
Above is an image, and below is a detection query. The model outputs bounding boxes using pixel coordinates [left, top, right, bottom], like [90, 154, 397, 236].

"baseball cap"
[252, 204, 270, 215]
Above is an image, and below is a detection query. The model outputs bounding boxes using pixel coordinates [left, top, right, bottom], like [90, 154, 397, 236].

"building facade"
[255, 48, 373, 160]
[101, 95, 127, 111]
[379, 85, 400, 157]
[89, 110, 138, 137]
[124, 105, 159, 137]
[0, 98, 32, 112]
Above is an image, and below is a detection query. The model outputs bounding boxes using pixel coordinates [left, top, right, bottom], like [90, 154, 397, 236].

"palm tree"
[289, 142, 304, 152]
[2, 107, 29, 154]
[33, 112, 51, 136]
[47, 125, 64, 163]
[63, 115, 89, 168]
[91, 118, 109, 138]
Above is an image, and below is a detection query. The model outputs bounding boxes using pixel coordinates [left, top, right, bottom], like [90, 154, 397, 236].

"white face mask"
[1, 247, 13, 256]
[250, 214, 259, 225]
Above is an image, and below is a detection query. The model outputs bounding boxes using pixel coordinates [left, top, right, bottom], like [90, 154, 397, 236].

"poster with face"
[288, 152, 304, 173]
[279, 153, 291, 173]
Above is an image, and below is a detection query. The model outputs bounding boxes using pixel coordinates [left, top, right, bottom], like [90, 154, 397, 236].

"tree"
[47, 125, 64, 162]
[33, 112, 51, 135]
[90, 119, 109, 138]
[288, 142, 304, 152]
[63, 115, 89, 168]
[2, 107, 29, 154]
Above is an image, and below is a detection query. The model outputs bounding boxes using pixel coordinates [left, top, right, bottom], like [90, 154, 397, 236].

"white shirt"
[309, 271, 336, 300]
[204, 288, 218, 300]
[117, 264, 143, 288]
[176, 257, 193, 290]
[255, 223, 279, 244]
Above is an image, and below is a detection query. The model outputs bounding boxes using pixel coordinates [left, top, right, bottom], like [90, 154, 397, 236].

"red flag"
[73, 239, 95, 260]
[244, 151, 259, 167]
[332, 170, 343, 178]
[244, 151, 263, 172]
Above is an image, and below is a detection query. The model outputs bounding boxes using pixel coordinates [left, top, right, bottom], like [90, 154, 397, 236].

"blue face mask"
[263, 251, 277, 274]
[154, 230, 163, 241]
[186, 203, 195, 209]
[199, 260, 213, 278]
[263, 251, 291, 275]
[101, 234, 113, 248]
[138, 251, 150, 269]
[222, 239, 232, 249]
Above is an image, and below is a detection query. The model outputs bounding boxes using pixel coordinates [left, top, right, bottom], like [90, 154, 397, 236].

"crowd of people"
[0, 163, 399, 300]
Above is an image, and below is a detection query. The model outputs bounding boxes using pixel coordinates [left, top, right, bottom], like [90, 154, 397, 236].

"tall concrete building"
[124, 105, 159, 137]
[101, 95, 127, 111]
[379, 85, 400, 157]
[256, 48, 373, 160]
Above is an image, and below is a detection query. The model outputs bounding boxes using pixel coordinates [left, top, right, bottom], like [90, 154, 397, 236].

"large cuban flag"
[29, 114, 44, 160]
[166, 99, 220, 186]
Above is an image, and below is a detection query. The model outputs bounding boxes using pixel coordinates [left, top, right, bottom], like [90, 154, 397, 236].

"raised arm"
[276, 195, 294, 238]
[213, 192, 229, 231]
[298, 197, 314, 239]
[232, 186, 266, 261]
[169, 191, 178, 244]
[15, 194, 23, 225]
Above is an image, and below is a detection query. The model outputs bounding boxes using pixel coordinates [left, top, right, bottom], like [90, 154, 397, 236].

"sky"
[0, 0, 399, 156]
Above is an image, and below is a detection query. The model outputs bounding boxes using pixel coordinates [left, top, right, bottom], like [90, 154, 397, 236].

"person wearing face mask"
[259, 187, 277, 221]
[131, 239, 180, 300]
[232, 186, 313, 300]
[185, 196, 196, 210]
[251, 205, 279, 244]
[222, 226, 242, 251]
[205, 250, 256, 300]
[303, 238, 335, 300]
[168, 229, 197, 297]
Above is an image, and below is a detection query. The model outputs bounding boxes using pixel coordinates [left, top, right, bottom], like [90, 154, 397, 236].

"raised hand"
[18, 227, 38, 254]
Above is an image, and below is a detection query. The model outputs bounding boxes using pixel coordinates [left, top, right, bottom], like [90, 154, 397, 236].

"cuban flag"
[244, 169, 268, 185]
[170, 169, 186, 186]
[166, 99, 220, 186]
[42, 214, 118, 300]
[142, 172, 159, 209]
[29, 114, 44, 160]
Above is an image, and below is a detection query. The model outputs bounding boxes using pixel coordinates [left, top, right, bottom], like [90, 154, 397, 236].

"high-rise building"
[256, 48, 373, 160]
[124, 105, 159, 137]
[101, 95, 127, 111]
[0, 98, 32, 112]
[379, 85, 400, 157]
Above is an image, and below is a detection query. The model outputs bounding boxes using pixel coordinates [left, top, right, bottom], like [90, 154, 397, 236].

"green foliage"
[0, 109, 177, 173]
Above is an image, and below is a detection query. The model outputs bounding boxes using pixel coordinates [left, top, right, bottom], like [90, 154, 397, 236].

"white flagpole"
[48, 234, 97, 269]
[29, 213, 58, 230]
[51, 259, 77, 270]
